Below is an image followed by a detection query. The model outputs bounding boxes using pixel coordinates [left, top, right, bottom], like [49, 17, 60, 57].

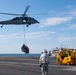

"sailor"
[39, 50, 50, 75]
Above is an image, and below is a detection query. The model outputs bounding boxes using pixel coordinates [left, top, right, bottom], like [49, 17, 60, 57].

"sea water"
[0, 54, 41, 57]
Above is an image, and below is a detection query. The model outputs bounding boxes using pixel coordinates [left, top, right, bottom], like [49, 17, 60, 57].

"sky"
[0, 0, 76, 54]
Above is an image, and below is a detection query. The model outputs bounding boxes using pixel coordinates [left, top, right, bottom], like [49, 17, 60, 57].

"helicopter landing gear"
[1, 25, 3, 28]
[26, 25, 29, 27]
[26, 23, 31, 27]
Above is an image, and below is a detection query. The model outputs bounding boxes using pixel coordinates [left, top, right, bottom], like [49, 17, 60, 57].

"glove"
[40, 65, 42, 67]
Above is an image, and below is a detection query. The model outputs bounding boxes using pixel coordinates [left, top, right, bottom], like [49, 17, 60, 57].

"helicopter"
[0, 5, 39, 28]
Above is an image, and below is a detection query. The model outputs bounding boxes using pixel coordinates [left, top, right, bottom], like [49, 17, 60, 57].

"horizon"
[0, 0, 76, 54]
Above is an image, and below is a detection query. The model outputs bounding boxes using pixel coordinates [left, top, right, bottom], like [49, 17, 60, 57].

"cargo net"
[21, 44, 29, 54]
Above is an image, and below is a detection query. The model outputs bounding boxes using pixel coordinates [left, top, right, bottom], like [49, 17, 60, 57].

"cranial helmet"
[43, 49, 48, 53]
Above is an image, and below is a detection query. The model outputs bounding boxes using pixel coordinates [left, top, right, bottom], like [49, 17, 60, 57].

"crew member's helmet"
[43, 49, 48, 53]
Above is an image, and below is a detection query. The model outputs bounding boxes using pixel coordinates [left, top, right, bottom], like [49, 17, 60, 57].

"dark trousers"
[41, 63, 48, 75]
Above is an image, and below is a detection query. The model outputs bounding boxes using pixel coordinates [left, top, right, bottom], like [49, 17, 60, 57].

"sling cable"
[21, 25, 29, 54]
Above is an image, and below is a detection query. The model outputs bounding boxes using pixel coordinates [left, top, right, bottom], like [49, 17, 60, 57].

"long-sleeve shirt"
[39, 53, 50, 64]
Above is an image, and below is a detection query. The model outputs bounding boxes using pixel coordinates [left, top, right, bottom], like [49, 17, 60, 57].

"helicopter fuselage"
[0, 17, 39, 27]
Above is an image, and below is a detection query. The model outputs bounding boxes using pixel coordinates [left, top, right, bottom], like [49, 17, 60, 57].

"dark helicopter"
[0, 5, 39, 28]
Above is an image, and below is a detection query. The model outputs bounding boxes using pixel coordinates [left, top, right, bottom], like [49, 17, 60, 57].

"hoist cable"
[23, 25, 26, 44]
[21, 25, 29, 54]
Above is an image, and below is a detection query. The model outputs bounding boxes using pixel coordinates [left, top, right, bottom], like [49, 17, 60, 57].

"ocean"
[0, 54, 41, 57]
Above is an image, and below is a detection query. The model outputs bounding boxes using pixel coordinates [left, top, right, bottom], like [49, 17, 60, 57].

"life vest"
[41, 53, 49, 63]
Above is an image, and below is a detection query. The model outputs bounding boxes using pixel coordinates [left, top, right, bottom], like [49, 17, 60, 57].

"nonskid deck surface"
[0, 56, 76, 75]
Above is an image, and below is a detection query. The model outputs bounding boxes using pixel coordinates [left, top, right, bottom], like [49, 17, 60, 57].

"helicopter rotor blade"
[0, 12, 21, 16]
[36, 13, 48, 15]
[23, 5, 30, 16]
[32, 12, 48, 15]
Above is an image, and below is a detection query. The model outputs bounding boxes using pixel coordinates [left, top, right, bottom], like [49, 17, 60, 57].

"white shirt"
[39, 53, 50, 64]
